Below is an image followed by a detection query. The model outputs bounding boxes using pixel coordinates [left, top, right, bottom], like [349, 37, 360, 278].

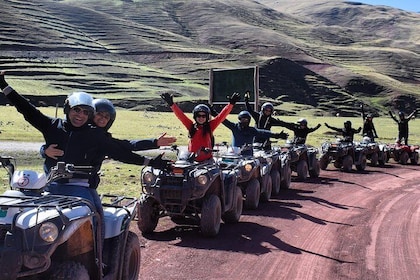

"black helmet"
[297, 118, 308, 126]
[238, 111, 252, 120]
[63, 92, 94, 116]
[93, 98, 116, 131]
[366, 114, 373, 119]
[261, 102, 274, 113]
[344, 120, 352, 127]
[398, 111, 405, 117]
[192, 104, 210, 120]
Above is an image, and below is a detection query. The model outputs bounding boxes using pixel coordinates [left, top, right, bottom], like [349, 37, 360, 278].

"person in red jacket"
[161, 92, 240, 162]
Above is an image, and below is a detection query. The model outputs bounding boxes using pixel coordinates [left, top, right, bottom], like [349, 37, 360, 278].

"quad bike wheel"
[260, 175, 272, 202]
[222, 186, 243, 223]
[280, 166, 291, 189]
[48, 261, 89, 280]
[122, 232, 141, 280]
[319, 155, 329, 170]
[270, 169, 281, 196]
[378, 151, 387, 166]
[200, 194, 222, 237]
[370, 152, 379, 166]
[333, 160, 342, 169]
[137, 196, 159, 234]
[309, 157, 320, 178]
[296, 160, 308, 181]
[411, 152, 419, 165]
[356, 154, 367, 171]
[399, 151, 409, 165]
[245, 178, 261, 209]
[342, 155, 353, 172]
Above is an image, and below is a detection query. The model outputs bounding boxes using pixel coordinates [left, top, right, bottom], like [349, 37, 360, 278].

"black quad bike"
[0, 156, 140, 280]
[319, 138, 368, 172]
[355, 137, 388, 166]
[138, 145, 243, 237]
[280, 137, 320, 181]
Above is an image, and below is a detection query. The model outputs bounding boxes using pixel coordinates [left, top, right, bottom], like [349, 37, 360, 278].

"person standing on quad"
[325, 121, 362, 142]
[244, 92, 287, 149]
[361, 104, 378, 141]
[42, 98, 176, 160]
[279, 118, 321, 144]
[211, 109, 288, 156]
[389, 109, 417, 145]
[161, 92, 240, 162]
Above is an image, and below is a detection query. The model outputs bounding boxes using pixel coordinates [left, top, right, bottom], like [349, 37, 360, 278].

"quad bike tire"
[378, 151, 387, 166]
[319, 155, 329, 170]
[245, 178, 261, 209]
[280, 166, 291, 189]
[48, 261, 89, 280]
[411, 152, 419, 165]
[296, 160, 308, 181]
[370, 152, 379, 166]
[333, 160, 342, 169]
[356, 154, 367, 171]
[342, 155, 353, 172]
[200, 194, 222, 237]
[122, 232, 141, 280]
[260, 175, 272, 202]
[309, 157, 320, 178]
[270, 169, 281, 196]
[222, 186, 243, 223]
[137, 197, 159, 234]
[399, 151, 409, 165]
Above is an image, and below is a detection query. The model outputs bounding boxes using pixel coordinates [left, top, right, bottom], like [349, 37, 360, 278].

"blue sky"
[348, 1, 420, 12]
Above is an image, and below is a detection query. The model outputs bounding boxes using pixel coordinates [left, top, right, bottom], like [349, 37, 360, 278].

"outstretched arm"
[389, 111, 398, 123]
[407, 109, 417, 121]
[324, 123, 340, 132]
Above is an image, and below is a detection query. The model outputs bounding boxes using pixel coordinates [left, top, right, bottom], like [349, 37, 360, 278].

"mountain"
[0, 0, 419, 116]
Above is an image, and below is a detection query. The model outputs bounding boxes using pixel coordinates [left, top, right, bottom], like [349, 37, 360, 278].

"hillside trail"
[135, 163, 420, 280]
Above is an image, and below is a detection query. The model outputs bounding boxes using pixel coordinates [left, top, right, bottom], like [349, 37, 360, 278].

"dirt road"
[134, 163, 420, 280]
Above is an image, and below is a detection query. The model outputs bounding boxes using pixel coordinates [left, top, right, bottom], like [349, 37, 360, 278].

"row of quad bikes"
[0, 137, 418, 279]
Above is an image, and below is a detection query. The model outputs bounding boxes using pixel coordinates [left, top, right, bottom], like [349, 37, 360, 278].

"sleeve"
[220, 118, 235, 130]
[245, 100, 259, 121]
[276, 120, 295, 131]
[4, 90, 52, 131]
[170, 103, 194, 130]
[254, 127, 275, 138]
[326, 124, 341, 132]
[308, 124, 321, 133]
[269, 117, 289, 127]
[209, 103, 234, 131]
[389, 111, 398, 123]
[104, 136, 149, 165]
[129, 139, 158, 151]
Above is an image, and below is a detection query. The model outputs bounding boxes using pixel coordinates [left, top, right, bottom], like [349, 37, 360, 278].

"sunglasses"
[72, 106, 91, 116]
[196, 114, 207, 118]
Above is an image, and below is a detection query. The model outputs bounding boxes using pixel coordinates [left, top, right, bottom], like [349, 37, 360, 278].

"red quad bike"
[0, 156, 140, 280]
[386, 143, 419, 165]
[280, 137, 320, 181]
[138, 145, 243, 237]
[319, 137, 368, 172]
[355, 136, 388, 167]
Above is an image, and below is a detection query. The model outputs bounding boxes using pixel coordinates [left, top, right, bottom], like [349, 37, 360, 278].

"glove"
[273, 130, 288, 139]
[161, 92, 174, 106]
[148, 154, 171, 169]
[244, 91, 250, 102]
[209, 105, 219, 117]
[228, 92, 241, 104]
[0, 71, 8, 90]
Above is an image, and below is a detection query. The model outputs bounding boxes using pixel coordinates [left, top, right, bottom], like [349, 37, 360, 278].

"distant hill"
[0, 0, 419, 116]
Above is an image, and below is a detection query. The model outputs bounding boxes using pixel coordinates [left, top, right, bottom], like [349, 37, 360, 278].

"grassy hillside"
[0, 0, 419, 116]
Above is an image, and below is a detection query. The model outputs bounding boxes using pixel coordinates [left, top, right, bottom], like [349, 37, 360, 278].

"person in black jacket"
[325, 121, 361, 142]
[389, 109, 417, 145]
[361, 104, 378, 141]
[279, 118, 321, 144]
[244, 92, 287, 149]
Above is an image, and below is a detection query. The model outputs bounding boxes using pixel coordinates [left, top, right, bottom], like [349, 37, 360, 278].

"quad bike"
[386, 143, 419, 165]
[253, 142, 291, 195]
[280, 137, 320, 181]
[138, 145, 242, 237]
[319, 138, 368, 172]
[355, 136, 388, 166]
[0, 156, 140, 280]
[216, 143, 267, 210]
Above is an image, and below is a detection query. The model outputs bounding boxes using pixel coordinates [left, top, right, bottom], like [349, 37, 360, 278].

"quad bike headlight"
[197, 174, 208, 185]
[39, 222, 59, 242]
[244, 163, 253, 172]
[142, 171, 155, 184]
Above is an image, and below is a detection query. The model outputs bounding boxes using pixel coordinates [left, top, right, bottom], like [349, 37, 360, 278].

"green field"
[1, 106, 418, 196]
